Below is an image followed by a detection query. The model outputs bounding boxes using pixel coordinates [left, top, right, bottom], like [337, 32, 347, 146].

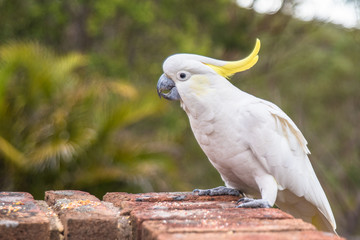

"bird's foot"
[236, 197, 271, 208]
[193, 186, 241, 196]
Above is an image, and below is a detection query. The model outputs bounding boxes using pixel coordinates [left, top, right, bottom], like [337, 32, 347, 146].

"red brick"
[104, 192, 243, 216]
[45, 190, 99, 205]
[141, 218, 315, 238]
[153, 231, 344, 240]
[131, 207, 292, 223]
[0, 192, 50, 240]
[0, 191, 345, 240]
[103, 192, 342, 240]
[45, 190, 119, 240]
[102, 201, 132, 240]
[130, 205, 296, 239]
[104, 192, 240, 204]
[36, 200, 64, 240]
[105, 192, 260, 239]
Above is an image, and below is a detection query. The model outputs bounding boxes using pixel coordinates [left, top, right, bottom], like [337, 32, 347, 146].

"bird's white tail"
[276, 189, 336, 234]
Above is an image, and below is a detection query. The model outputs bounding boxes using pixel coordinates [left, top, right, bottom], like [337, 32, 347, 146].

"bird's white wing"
[242, 98, 336, 232]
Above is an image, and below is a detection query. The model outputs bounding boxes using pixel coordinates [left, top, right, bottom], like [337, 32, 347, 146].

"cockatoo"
[156, 39, 336, 233]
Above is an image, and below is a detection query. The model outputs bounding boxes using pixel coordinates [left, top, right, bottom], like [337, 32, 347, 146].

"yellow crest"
[204, 39, 260, 79]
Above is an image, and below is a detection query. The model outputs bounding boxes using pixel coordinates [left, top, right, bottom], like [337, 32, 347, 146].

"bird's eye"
[177, 71, 190, 81]
[180, 73, 186, 79]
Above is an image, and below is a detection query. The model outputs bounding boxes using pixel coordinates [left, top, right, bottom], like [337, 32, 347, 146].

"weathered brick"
[131, 207, 293, 223]
[103, 192, 241, 216]
[141, 218, 315, 238]
[104, 192, 240, 204]
[45, 190, 99, 206]
[103, 192, 342, 240]
[152, 231, 344, 240]
[0, 191, 346, 240]
[102, 201, 132, 240]
[36, 200, 64, 240]
[0, 192, 50, 240]
[45, 190, 118, 240]
[104, 192, 248, 239]
[126, 194, 298, 239]
[132, 207, 295, 238]
[137, 209, 312, 240]
[130, 208, 294, 232]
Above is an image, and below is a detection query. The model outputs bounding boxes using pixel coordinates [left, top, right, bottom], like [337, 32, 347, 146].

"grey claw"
[172, 195, 186, 201]
[236, 197, 252, 204]
[192, 186, 241, 196]
[236, 198, 271, 208]
[192, 189, 210, 196]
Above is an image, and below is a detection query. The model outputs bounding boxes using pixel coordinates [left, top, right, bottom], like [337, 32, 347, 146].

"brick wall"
[0, 191, 344, 240]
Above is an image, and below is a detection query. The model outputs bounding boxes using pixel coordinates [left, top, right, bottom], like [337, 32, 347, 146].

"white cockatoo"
[156, 39, 336, 233]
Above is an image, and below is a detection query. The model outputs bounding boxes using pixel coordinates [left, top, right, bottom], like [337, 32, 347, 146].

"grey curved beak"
[156, 74, 181, 101]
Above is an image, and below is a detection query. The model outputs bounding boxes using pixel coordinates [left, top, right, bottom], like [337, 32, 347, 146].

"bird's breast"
[189, 108, 248, 160]
[190, 115, 262, 195]
[189, 112, 215, 146]
[186, 100, 266, 195]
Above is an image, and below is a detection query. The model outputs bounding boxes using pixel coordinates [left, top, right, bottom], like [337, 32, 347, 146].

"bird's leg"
[236, 197, 271, 208]
[193, 186, 242, 196]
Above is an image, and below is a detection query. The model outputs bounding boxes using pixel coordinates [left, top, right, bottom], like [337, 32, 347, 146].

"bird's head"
[156, 39, 261, 101]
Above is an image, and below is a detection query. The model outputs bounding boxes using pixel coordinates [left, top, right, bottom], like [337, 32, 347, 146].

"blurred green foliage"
[0, 41, 180, 198]
[0, 0, 359, 237]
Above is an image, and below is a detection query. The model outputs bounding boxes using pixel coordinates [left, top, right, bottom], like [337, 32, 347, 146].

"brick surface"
[137, 209, 313, 240]
[141, 218, 315, 238]
[102, 201, 132, 240]
[104, 191, 240, 204]
[104, 192, 343, 240]
[0, 192, 50, 240]
[152, 231, 342, 240]
[36, 200, 64, 240]
[104, 192, 246, 239]
[45, 190, 119, 240]
[103, 192, 240, 215]
[0, 191, 345, 240]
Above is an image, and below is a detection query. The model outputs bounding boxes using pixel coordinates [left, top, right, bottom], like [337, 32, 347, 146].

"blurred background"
[0, 0, 359, 238]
